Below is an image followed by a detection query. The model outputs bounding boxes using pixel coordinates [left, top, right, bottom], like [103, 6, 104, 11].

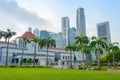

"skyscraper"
[69, 27, 76, 43]
[49, 32, 58, 42]
[56, 32, 66, 48]
[40, 30, 50, 39]
[76, 7, 86, 36]
[97, 21, 111, 44]
[61, 16, 70, 46]
[28, 27, 32, 32]
[33, 28, 40, 37]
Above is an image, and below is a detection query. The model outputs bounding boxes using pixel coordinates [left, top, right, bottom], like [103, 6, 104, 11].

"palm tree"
[0, 30, 4, 39]
[107, 42, 119, 68]
[40, 36, 56, 66]
[90, 36, 107, 69]
[31, 37, 41, 67]
[75, 33, 89, 70]
[81, 44, 91, 70]
[65, 43, 77, 69]
[2, 29, 16, 66]
[20, 37, 30, 66]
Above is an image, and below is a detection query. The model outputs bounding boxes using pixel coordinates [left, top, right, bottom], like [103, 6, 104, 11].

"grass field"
[0, 68, 120, 80]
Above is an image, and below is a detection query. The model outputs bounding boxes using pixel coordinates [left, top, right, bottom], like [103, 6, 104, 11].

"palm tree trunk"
[98, 51, 101, 69]
[70, 51, 72, 69]
[74, 53, 76, 68]
[82, 53, 85, 70]
[33, 44, 36, 67]
[6, 39, 9, 67]
[112, 53, 115, 68]
[95, 53, 97, 64]
[85, 53, 88, 70]
[108, 60, 111, 68]
[20, 47, 24, 66]
[46, 48, 48, 66]
[5, 38, 7, 43]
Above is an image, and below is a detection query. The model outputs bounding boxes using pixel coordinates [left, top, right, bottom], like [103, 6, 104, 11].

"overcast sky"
[0, 0, 120, 44]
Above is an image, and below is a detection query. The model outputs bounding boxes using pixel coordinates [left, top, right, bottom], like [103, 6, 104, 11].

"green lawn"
[0, 68, 120, 80]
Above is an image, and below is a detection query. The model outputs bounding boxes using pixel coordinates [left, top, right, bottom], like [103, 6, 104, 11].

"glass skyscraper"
[61, 16, 70, 46]
[33, 28, 40, 37]
[69, 27, 76, 43]
[76, 7, 86, 36]
[97, 21, 111, 44]
[40, 30, 50, 39]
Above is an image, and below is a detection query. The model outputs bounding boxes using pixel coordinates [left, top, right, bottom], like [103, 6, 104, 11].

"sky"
[0, 0, 120, 44]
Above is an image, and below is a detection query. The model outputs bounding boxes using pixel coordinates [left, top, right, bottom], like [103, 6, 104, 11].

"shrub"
[92, 66, 107, 71]
[78, 64, 86, 69]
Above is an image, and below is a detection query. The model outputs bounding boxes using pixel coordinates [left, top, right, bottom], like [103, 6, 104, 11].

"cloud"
[0, 0, 52, 35]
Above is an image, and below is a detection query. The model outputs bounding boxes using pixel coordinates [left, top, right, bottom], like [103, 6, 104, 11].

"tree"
[90, 36, 107, 69]
[100, 55, 107, 63]
[75, 33, 89, 70]
[0, 30, 4, 39]
[31, 37, 41, 67]
[81, 44, 91, 70]
[2, 29, 16, 66]
[106, 49, 120, 62]
[74, 54, 77, 64]
[107, 42, 119, 68]
[65, 43, 77, 69]
[40, 36, 56, 66]
[20, 37, 30, 66]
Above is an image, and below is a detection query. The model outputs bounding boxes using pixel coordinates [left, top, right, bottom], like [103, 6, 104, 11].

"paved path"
[107, 69, 120, 72]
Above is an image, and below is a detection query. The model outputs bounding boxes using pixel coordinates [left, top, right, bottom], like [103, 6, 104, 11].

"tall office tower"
[76, 7, 86, 36]
[49, 32, 58, 41]
[28, 27, 32, 32]
[33, 28, 40, 37]
[56, 32, 66, 48]
[40, 30, 50, 39]
[97, 21, 111, 44]
[61, 17, 70, 46]
[69, 27, 76, 43]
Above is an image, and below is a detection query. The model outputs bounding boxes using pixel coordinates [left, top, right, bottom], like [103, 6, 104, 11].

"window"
[66, 56, 67, 59]
[63, 56, 64, 59]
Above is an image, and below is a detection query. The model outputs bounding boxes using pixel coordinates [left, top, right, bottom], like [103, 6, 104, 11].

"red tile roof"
[21, 32, 36, 38]
[46, 47, 65, 50]
[54, 48, 65, 50]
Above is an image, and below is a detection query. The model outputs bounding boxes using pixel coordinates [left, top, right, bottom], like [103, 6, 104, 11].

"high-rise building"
[76, 7, 86, 36]
[69, 27, 76, 43]
[97, 21, 111, 44]
[61, 17, 70, 46]
[40, 30, 50, 39]
[33, 28, 40, 37]
[28, 27, 32, 32]
[56, 32, 66, 48]
[49, 32, 58, 41]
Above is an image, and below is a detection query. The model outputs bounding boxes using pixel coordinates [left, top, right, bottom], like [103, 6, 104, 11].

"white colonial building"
[0, 31, 94, 67]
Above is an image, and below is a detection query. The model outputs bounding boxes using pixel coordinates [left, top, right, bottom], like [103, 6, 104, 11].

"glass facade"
[76, 7, 86, 36]
[97, 21, 111, 44]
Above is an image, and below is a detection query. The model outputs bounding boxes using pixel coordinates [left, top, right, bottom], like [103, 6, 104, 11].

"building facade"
[33, 28, 40, 37]
[76, 7, 86, 36]
[49, 32, 58, 41]
[69, 27, 76, 43]
[28, 27, 32, 33]
[97, 21, 111, 44]
[61, 17, 70, 46]
[40, 30, 50, 39]
[0, 31, 85, 67]
[56, 32, 66, 48]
